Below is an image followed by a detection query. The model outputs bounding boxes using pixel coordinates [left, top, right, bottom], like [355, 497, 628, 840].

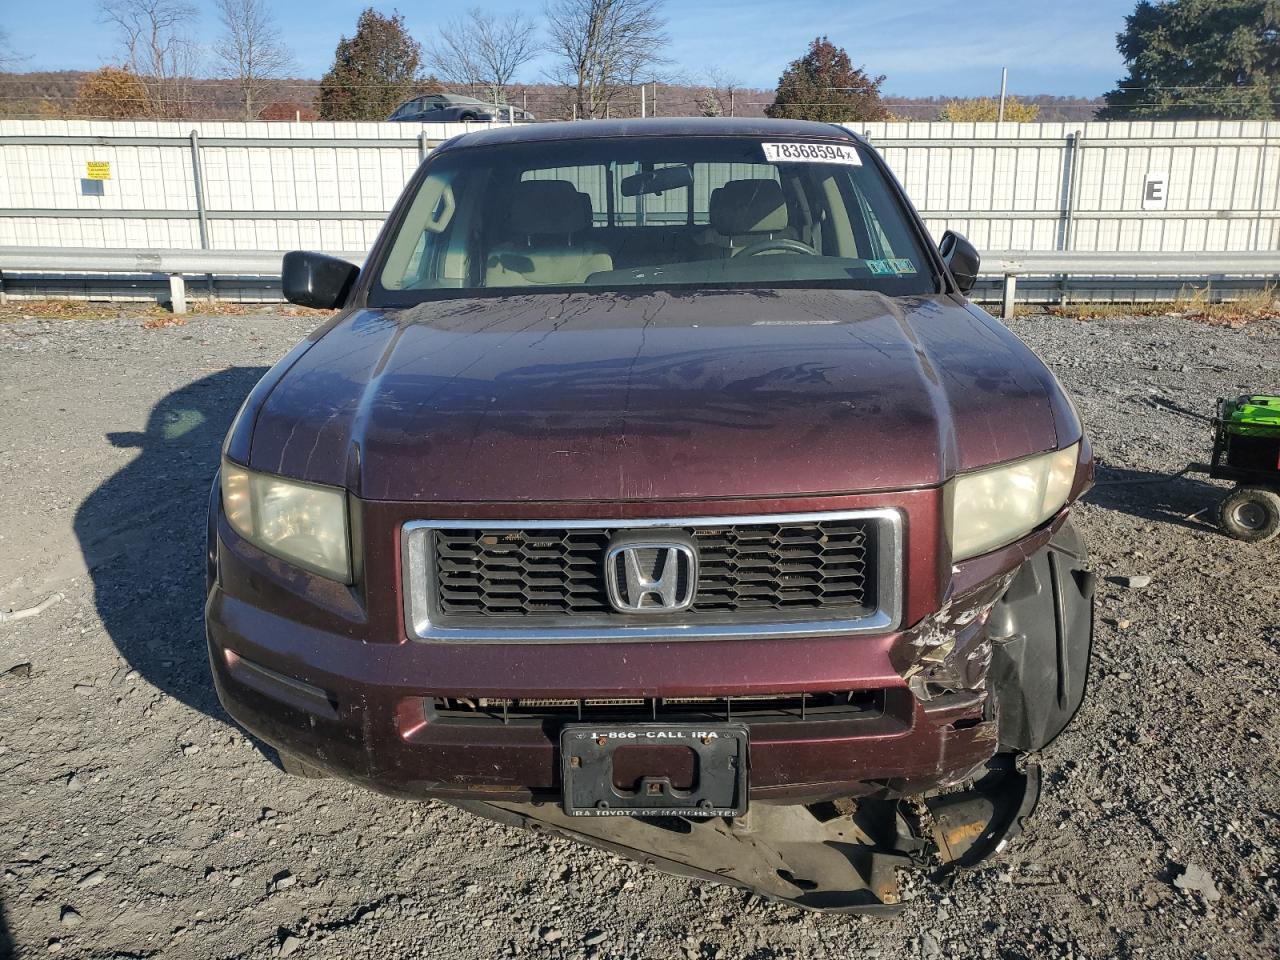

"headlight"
[950, 444, 1079, 561]
[220, 459, 351, 582]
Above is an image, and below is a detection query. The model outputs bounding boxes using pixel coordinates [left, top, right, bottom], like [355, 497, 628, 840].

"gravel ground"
[0, 305, 1277, 960]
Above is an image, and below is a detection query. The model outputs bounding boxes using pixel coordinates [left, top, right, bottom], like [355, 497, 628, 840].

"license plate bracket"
[560, 723, 749, 818]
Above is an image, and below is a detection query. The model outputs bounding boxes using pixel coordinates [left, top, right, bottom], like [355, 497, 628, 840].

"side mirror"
[106, 430, 147, 448]
[939, 230, 980, 295]
[282, 251, 359, 309]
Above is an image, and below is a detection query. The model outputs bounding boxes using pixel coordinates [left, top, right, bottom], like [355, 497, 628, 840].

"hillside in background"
[0, 70, 1102, 122]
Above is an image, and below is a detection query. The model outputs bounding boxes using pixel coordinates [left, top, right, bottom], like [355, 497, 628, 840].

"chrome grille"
[433, 519, 873, 620]
[436, 529, 613, 616]
[402, 510, 902, 642]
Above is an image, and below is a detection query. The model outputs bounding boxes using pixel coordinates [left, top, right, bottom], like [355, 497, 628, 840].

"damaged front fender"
[892, 516, 1094, 757]
[892, 573, 1016, 704]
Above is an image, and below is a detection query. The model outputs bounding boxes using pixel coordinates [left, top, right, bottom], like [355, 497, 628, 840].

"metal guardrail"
[0, 247, 364, 313]
[0, 246, 1275, 316]
[983, 251, 1280, 318]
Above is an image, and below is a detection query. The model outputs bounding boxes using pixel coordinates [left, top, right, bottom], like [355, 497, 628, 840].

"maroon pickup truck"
[206, 118, 1093, 912]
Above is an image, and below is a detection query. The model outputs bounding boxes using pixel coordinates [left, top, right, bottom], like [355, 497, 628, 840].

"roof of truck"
[437, 116, 866, 152]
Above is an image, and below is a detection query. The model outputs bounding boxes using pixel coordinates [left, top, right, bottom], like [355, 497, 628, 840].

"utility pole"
[641, 83, 646, 118]
[998, 67, 1008, 123]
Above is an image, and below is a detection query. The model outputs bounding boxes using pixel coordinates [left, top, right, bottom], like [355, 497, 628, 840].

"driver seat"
[702, 179, 798, 257]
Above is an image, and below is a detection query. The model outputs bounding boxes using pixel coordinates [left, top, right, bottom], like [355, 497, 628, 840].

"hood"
[247, 290, 1069, 502]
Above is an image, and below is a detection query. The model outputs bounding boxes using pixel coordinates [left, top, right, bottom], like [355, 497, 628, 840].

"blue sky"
[4, 0, 1133, 97]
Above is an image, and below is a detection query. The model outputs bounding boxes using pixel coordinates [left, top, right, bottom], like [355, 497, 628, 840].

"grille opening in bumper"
[427, 690, 885, 725]
[402, 510, 902, 642]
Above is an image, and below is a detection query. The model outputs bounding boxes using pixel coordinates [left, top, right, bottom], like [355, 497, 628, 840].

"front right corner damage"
[454, 520, 1094, 914]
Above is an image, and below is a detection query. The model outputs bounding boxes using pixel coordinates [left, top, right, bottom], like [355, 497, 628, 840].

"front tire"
[1218, 485, 1280, 542]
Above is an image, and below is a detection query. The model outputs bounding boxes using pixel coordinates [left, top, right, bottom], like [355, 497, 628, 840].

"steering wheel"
[733, 237, 819, 258]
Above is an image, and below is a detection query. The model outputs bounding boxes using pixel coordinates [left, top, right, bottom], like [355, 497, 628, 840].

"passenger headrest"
[508, 180, 592, 235]
[709, 179, 789, 236]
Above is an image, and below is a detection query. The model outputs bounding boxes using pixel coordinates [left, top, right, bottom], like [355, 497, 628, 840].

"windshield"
[372, 135, 938, 303]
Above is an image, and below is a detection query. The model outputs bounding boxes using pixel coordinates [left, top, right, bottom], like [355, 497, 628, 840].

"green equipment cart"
[1209, 395, 1280, 542]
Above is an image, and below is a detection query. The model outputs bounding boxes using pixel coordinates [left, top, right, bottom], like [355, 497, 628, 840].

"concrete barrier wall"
[2, 118, 1278, 256]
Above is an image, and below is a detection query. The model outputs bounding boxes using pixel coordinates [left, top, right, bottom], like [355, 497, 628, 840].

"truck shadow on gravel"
[73, 366, 268, 723]
[0, 896, 12, 960]
[1084, 464, 1227, 532]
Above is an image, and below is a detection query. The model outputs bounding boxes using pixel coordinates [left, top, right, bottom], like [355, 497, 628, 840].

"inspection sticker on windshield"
[867, 258, 919, 276]
[762, 142, 862, 165]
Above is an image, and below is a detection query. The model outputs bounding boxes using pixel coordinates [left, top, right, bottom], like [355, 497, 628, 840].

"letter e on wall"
[1143, 172, 1169, 211]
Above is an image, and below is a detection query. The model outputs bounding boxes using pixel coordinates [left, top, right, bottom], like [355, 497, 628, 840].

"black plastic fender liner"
[986, 517, 1095, 754]
[925, 754, 1041, 869]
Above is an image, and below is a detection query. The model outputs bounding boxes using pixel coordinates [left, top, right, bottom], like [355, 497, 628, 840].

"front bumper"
[205, 494, 1065, 802]
[207, 593, 1004, 802]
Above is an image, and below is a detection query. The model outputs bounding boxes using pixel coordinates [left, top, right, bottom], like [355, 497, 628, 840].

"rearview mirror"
[282, 251, 360, 310]
[620, 165, 693, 198]
[939, 231, 980, 295]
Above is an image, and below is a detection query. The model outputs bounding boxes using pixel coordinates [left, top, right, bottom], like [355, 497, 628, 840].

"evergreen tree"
[1101, 0, 1280, 120]
[318, 8, 434, 121]
[766, 37, 889, 123]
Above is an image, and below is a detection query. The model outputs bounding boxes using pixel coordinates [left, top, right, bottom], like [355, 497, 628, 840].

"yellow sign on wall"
[85, 161, 111, 180]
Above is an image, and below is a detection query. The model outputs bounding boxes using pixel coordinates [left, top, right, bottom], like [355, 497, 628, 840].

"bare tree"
[0, 28, 25, 69]
[213, 0, 294, 120]
[99, 0, 200, 119]
[428, 7, 539, 105]
[545, 0, 668, 119]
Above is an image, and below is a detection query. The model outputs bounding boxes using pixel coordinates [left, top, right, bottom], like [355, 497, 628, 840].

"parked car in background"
[207, 117, 1094, 914]
[388, 93, 535, 123]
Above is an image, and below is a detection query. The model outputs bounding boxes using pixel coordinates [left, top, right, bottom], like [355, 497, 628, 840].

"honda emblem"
[605, 539, 698, 613]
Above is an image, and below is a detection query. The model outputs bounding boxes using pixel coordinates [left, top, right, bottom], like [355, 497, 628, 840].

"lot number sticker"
[762, 142, 861, 166]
